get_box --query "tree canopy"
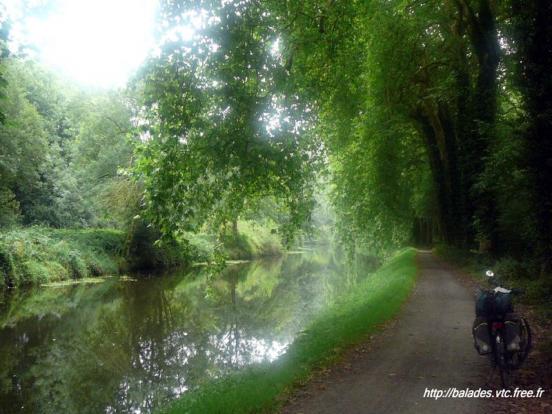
[1,0,551,272]
[133,0,322,244]
[0,59,135,228]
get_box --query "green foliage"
[0,227,125,287]
[0,219,287,288]
[260,0,552,270]
[434,245,552,315]
[125,220,189,270]
[0,59,136,229]
[69,91,136,227]
[163,248,417,413]
[0,188,19,227]
[0,12,9,124]
[0,63,49,224]
[258,0,442,254]
[2,0,551,280]
[219,220,283,260]
[133,0,322,245]
[476,115,535,256]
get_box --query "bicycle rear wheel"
[495,335,511,388]
[519,318,532,362]
[498,362,511,388]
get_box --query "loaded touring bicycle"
[472,270,531,387]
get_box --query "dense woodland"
[1,0,552,284]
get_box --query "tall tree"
[134,0,321,243]
[508,0,552,273]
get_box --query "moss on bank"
[162,248,417,414]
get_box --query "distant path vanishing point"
[283,251,489,414]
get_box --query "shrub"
[125,221,188,270]
[494,257,531,280]
[0,227,125,287]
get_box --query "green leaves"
[0,58,137,229]
[134,0,321,243]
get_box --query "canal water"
[0,250,351,413]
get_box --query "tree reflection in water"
[0,250,344,413]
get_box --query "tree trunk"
[512,0,552,275]
[450,0,474,247]
[414,107,461,245]
[232,218,239,237]
[455,0,501,252]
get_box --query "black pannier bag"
[475,290,493,317]
[494,292,513,315]
[475,290,513,317]
[473,317,492,355]
[504,313,526,353]
[504,314,532,369]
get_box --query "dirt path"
[283,251,489,414]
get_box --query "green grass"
[0,227,125,287]
[222,221,282,260]
[0,221,285,288]
[162,248,417,414]
[186,220,283,262]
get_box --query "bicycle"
[472,270,532,388]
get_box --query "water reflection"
[0,250,345,413]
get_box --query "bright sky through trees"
[5,0,159,87]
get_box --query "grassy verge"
[0,220,285,288]
[187,220,283,262]
[162,248,417,414]
[0,227,126,287]
[0,226,193,287]
[221,221,282,259]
